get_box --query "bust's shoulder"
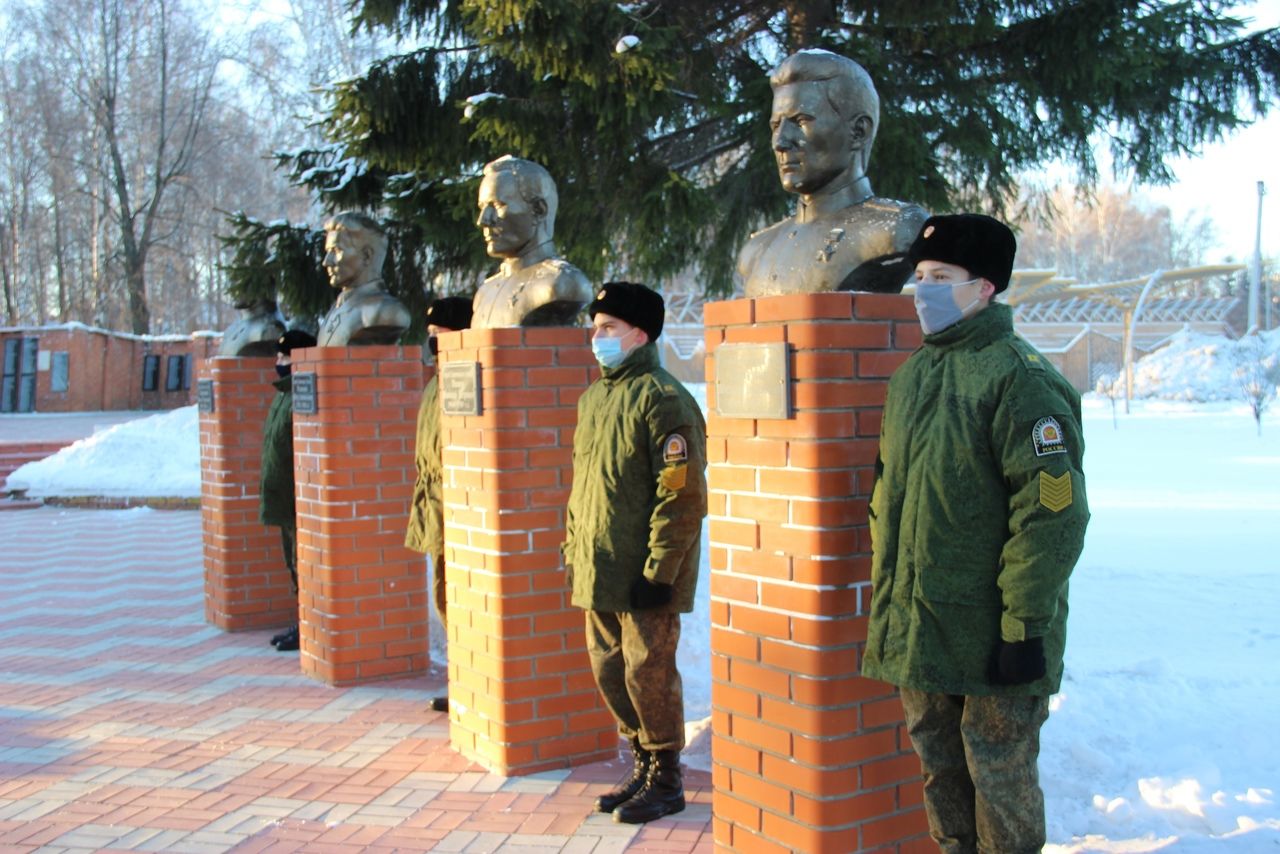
[745,217,794,246]
[860,198,929,245]
[737,217,794,271]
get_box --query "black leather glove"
[988,637,1046,686]
[629,577,673,609]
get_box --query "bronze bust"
[737,51,927,297]
[316,212,412,346]
[471,156,593,328]
[219,298,285,357]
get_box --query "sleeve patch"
[662,433,688,464]
[1039,471,1073,512]
[1032,416,1067,457]
[660,464,687,491]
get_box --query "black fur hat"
[425,296,473,331]
[588,282,665,341]
[275,329,317,355]
[906,214,1017,293]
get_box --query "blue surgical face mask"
[914,278,984,334]
[591,328,637,369]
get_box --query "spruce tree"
[267,0,1280,299]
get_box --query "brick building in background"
[0,323,220,413]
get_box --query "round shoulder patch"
[663,433,688,464]
[1032,416,1067,457]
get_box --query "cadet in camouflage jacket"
[404,296,471,714]
[563,340,707,614]
[259,329,315,653]
[258,373,297,533]
[404,374,444,561]
[564,282,706,825]
[862,214,1089,853]
[862,298,1089,694]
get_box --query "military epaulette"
[1007,339,1047,374]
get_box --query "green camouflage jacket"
[862,302,1090,696]
[258,375,296,529]
[404,374,443,557]
[563,343,707,613]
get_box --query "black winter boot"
[595,739,652,813]
[613,749,685,824]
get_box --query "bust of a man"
[737,50,928,297]
[316,211,412,346]
[219,298,285,357]
[470,156,593,328]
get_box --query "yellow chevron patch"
[660,464,687,492]
[1039,471,1073,512]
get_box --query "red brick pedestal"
[290,346,425,686]
[437,327,615,775]
[705,293,930,853]
[199,357,296,631]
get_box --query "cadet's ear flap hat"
[906,213,1017,294]
[425,296,473,331]
[588,282,665,341]
[276,329,317,355]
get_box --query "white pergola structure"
[1006,264,1245,408]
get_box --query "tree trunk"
[126,258,150,334]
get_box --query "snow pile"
[6,406,200,498]
[1101,327,1280,402]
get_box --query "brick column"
[199,357,296,631]
[291,345,426,686]
[705,293,930,853]
[438,327,616,776]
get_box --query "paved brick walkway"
[0,507,713,853]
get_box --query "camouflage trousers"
[585,610,685,752]
[899,687,1050,854]
[278,523,297,595]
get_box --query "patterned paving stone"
[0,508,714,852]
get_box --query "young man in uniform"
[260,329,317,652]
[405,296,473,713]
[862,214,1090,853]
[563,282,707,824]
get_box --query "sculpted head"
[476,156,558,260]
[322,211,387,291]
[769,51,879,195]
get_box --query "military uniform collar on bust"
[333,279,385,308]
[796,175,874,223]
[500,240,557,276]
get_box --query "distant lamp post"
[1249,180,1265,333]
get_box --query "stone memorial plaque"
[715,342,790,420]
[441,361,482,416]
[196,379,215,414]
[292,372,317,415]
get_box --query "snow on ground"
[6,405,200,497]
[5,333,1280,851]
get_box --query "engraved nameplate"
[440,361,481,416]
[292,372,317,415]
[196,379,215,413]
[715,343,790,420]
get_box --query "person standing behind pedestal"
[404,295,473,713]
[563,282,707,825]
[316,211,412,346]
[736,50,928,296]
[862,214,1090,853]
[471,156,593,329]
[260,329,318,652]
